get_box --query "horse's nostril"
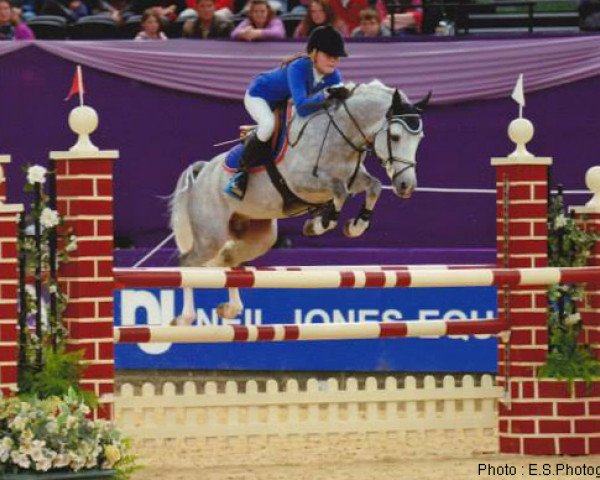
[400,182,407,191]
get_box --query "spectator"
[579,0,600,30]
[128,0,185,23]
[180,0,232,20]
[326,0,381,33]
[294,0,347,38]
[380,0,422,34]
[231,0,284,40]
[88,0,130,24]
[183,0,232,37]
[40,0,90,21]
[351,7,389,36]
[0,0,34,39]
[135,10,168,37]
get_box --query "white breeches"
[244,92,275,142]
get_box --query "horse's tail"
[170,161,206,255]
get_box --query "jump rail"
[115,318,508,344]
[113,266,600,289]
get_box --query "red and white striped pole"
[113,266,600,290]
[115,318,508,344]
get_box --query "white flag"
[511,74,525,107]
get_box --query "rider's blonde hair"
[280,52,310,67]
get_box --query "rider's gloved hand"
[326,85,351,100]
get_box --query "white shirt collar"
[313,67,324,86]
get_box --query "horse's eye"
[390,134,400,142]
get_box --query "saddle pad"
[223,103,291,174]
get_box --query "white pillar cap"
[508,117,534,158]
[68,105,99,153]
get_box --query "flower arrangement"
[0,390,135,478]
[539,187,600,385]
[1,165,138,478]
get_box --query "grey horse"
[170,80,429,322]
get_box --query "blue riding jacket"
[247,56,342,117]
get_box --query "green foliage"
[540,189,600,386]
[19,347,97,407]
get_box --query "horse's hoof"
[170,315,196,326]
[302,219,317,236]
[217,303,242,319]
[343,218,368,238]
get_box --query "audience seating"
[69,15,120,39]
[26,14,68,39]
[280,12,303,37]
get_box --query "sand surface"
[130,431,600,480]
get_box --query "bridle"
[380,113,422,182]
[321,99,423,185]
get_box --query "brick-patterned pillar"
[572,166,600,362]
[0,155,23,395]
[0,155,8,203]
[492,118,555,455]
[51,106,119,419]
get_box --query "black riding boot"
[225,135,271,200]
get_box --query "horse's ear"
[392,89,403,115]
[414,91,432,112]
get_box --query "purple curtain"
[1,36,594,103]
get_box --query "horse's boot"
[225,136,271,200]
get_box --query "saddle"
[223,103,324,216]
[223,106,286,174]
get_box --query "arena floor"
[130,431,600,480]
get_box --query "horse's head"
[373,90,430,199]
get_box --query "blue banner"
[114,287,498,372]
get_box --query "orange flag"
[65,65,85,103]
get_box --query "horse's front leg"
[217,287,244,320]
[303,178,349,236]
[172,287,196,326]
[344,169,382,238]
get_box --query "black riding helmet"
[306,25,348,58]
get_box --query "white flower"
[70,453,86,472]
[27,165,47,185]
[565,313,581,326]
[11,415,28,431]
[53,453,71,468]
[10,450,31,469]
[554,214,568,229]
[85,454,98,469]
[65,415,78,429]
[0,436,14,462]
[45,419,58,434]
[35,457,53,472]
[39,208,59,229]
[48,284,58,294]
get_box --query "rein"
[273,91,422,215]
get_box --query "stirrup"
[224,171,247,200]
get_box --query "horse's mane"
[350,80,409,103]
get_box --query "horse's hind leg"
[214,218,278,319]
[303,178,349,236]
[344,169,382,238]
[172,240,222,326]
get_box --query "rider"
[224,25,351,200]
